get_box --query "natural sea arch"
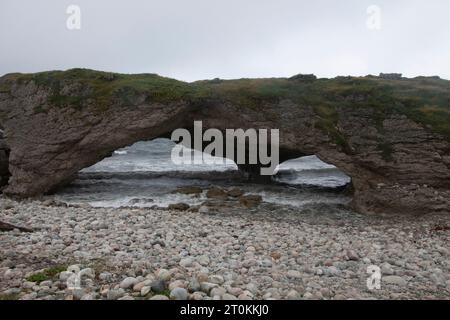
[79,138,350,189]
[1,69,449,215]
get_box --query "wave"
[275,167,342,176]
[76,169,243,182]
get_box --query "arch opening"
[53,138,352,211]
[274,156,351,189]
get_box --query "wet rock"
[227,188,244,197]
[239,194,262,208]
[168,203,190,211]
[174,186,203,195]
[206,187,228,199]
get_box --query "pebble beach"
[1,196,449,300]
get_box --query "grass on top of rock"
[198,75,450,141]
[1,69,450,140]
[25,265,67,284]
[0,68,193,112]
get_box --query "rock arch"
[0,69,449,215]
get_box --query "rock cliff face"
[0,69,449,215]
[0,130,10,190]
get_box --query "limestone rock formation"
[0,69,449,215]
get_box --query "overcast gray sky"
[1,0,449,81]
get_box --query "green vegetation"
[157,288,171,297]
[25,265,67,284]
[1,68,193,112]
[1,69,449,141]
[194,75,450,142]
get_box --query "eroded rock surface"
[0,130,10,190]
[0,69,449,215]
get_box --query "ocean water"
[55,139,351,209]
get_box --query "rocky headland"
[0,70,449,300]
[0,69,450,215]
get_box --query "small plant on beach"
[159,289,171,297]
[26,273,48,283]
[26,265,67,284]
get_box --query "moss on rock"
[2,69,450,140]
